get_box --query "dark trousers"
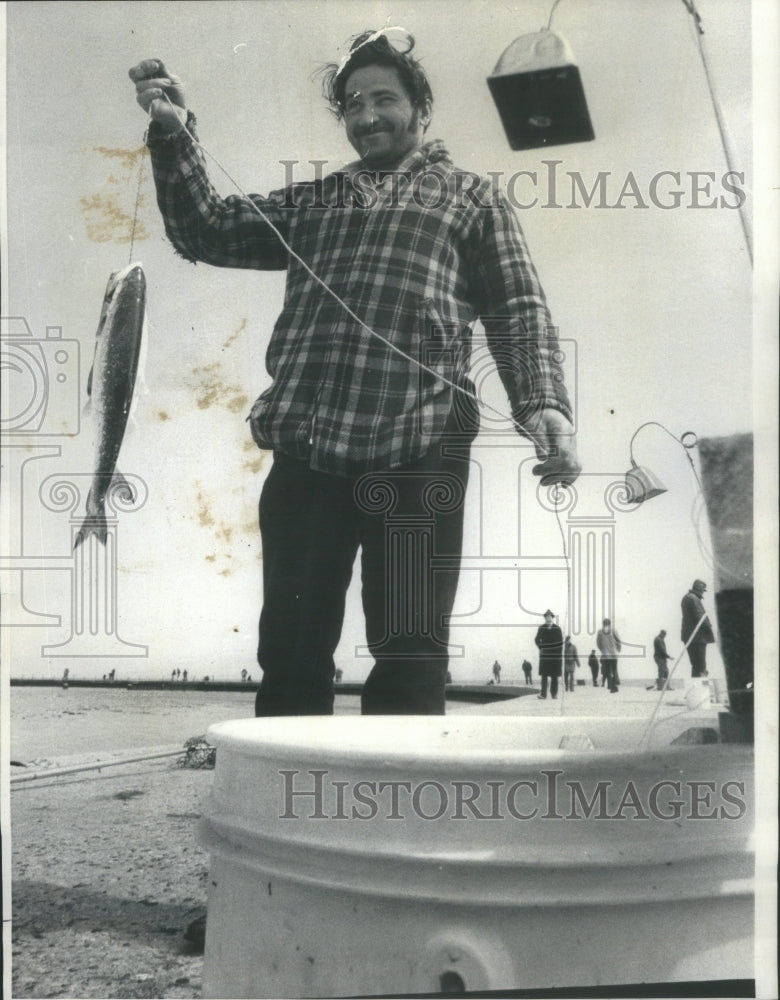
[564,670,575,691]
[602,657,619,692]
[655,658,670,689]
[255,441,470,717]
[540,674,559,698]
[687,643,708,678]
[589,664,599,686]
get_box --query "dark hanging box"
[488,30,595,151]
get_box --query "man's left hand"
[529,409,581,486]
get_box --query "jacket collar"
[342,139,451,182]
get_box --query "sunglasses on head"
[334,26,413,80]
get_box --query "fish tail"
[73,514,109,549]
[73,484,108,549]
[72,473,135,549]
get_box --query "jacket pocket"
[248,387,275,449]
[417,298,478,435]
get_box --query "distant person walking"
[588,649,600,687]
[492,660,502,684]
[653,629,673,690]
[563,636,579,692]
[535,610,563,700]
[522,659,533,685]
[681,579,715,677]
[596,618,622,693]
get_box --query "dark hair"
[320,30,433,121]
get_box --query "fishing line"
[128,143,147,265]
[552,490,572,715]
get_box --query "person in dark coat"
[522,658,533,685]
[588,649,600,687]
[535,610,564,699]
[653,629,673,689]
[681,579,715,677]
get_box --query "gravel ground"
[8,687,364,1000]
[11,756,212,999]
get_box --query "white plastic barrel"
[199,715,754,998]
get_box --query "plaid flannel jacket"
[148,119,573,476]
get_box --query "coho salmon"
[75,262,146,547]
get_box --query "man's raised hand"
[129,59,187,133]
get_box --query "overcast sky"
[2,0,775,684]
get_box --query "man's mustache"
[353,122,392,137]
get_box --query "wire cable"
[679,0,753,265]
[547,0,564,30]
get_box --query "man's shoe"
[537,695,546,699]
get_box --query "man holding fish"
[129,29,580,717]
